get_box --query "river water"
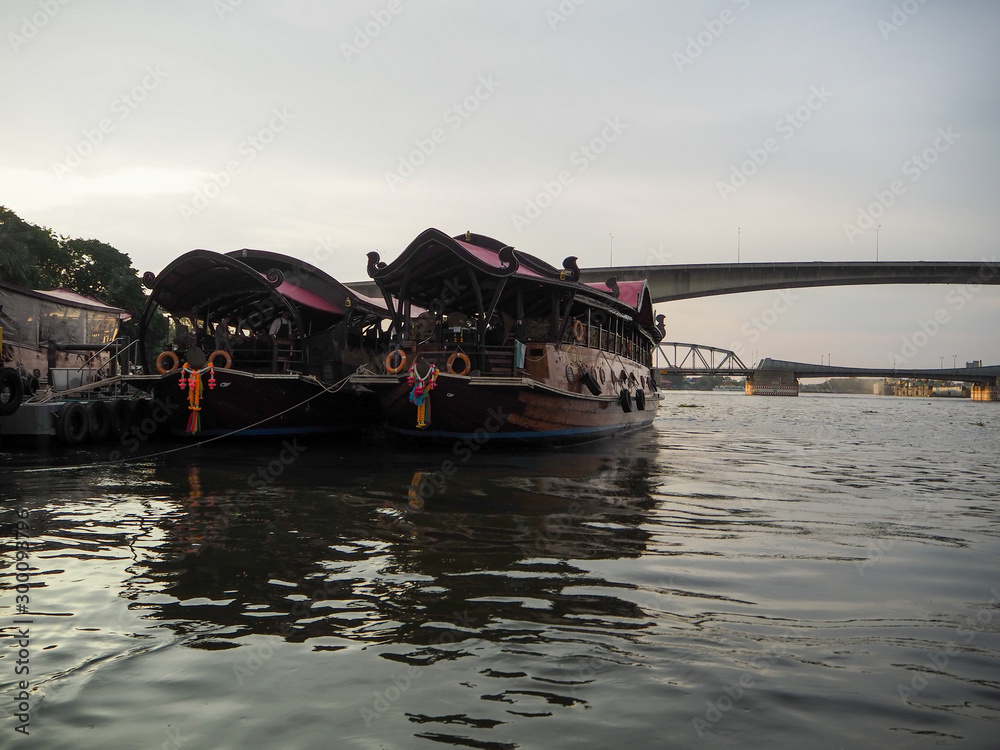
[2,392,999,749]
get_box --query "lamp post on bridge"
[940,356,945,369]
[953,354,958,369]
[876,224,881,261]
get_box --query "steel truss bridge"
[655,342,750,376]
[655,343,999,385]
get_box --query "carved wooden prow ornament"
[605,276,620,298]
[560,256,580,282]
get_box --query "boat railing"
[407,343,518,375]
[203,337,305,373]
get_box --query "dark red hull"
[128,368,379,438]
[356,372,661,445]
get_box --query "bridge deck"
[579,260,999,303]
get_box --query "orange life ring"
[208,349,232,369]
[447,352,471,376]
[385,349,407,374]
[156,350,179,374]
[572,319,585,343]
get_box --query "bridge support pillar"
[971,380,999,402]
[745,370,799,397]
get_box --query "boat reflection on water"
[135,434,663,648]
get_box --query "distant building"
[879,378,969,398]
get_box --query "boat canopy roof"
[368,228,656,326]
[226,248,389,316]
[143,249,388,320]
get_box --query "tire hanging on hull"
[619,388,633,413]
[581,369,602,396]
[56,402,89,444]
[88,400,112,441]
[0,368,23,416]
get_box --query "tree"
[0,206,165,361]
[0,206,68,287]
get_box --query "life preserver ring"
[447,352,471,376]
[156,350,180,374]
[208,349,232,369]
[56,401,89,444]
[0,368,23,417]
[572,319,585,343]
[385,349,407,374]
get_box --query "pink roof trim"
[275,281,342,314]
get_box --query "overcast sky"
[3,0,998,369]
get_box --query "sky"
[2,0,998,370]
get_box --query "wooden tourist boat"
[353,229,665,444]
[127,248,391,438]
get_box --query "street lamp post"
[876,225,881,261]
[953,354,958,369]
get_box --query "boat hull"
[127,368,379,438]
[356,372,661,445]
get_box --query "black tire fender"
[0,368,23,416]
[619,388,632,413]
[110,399,132,436]
[581,369,602,396]
[56,401,89,444]
[88,400,112,441]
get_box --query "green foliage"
[0,206,143,314]
[0,205,166,360]
[0,206,69,287]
